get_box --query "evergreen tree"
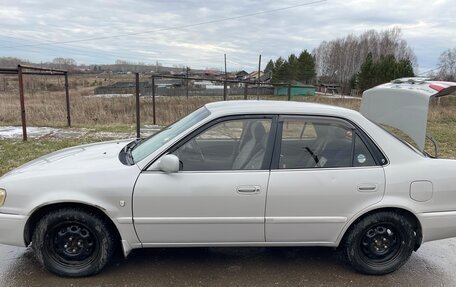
[357,53,415,90]
[270,51,316,84]
[272,57,286,83]
[264,59,274,73]
[287,54,299,81]
[357,53,374,90]
[297,50,316,84]
[396,58,414,78]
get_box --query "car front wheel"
[344,211,415,275]
[32,208,116,277]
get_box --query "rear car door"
[265,116,386,243]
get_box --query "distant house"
[274,83,316,96]
[318,83,340,95]
[247,71,264,81]
[259,71,272,83]
[235,70,249,80]
[193,80,226,89]
[204,69,222,77]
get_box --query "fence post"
[135,73,140,139]
[18,65,27,141]
[223,81,227,101]
[152,76,156,125]
[186,67,189,99]
[64,72,71,127]
[244,83,248,100]
[287,84,291,101]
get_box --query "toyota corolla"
[0,78,455,277]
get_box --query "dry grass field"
[0,74,455,176]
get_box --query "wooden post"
[287,84,291,101]
[18,66,27,141]
[135,73,140,139]
[152,76,156,125]
[64,72,71,127]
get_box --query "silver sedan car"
[0,78,455,277]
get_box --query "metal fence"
[0,65,71,141]
[114,74,313,138]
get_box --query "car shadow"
[0,244,451,287]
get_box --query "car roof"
[204,100,359,118]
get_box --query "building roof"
[235,70,249,76]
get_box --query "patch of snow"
[0,126,60,139]
[0,126,161,140]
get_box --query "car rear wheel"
[32,208,115,277]
[344,211,415,275]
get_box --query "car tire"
[344,211,415,275]
[32,208,116,277]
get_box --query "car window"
[132,107,210,163]
[173,118,272,171]
[353,134,376,167]
[282,120,317,139]
[279,117,376,169]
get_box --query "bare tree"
[51,58,77,71]
[437,48,456,81]
[313,28,416,92]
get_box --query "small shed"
[274,84,315,96]
[318,83,340,95]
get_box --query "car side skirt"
[140,242,338,248]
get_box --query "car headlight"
[0,189,6,207]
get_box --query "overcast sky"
[0,0,454,73]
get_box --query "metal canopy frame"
[0,65,71,141]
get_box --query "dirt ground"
[1,238,455,287]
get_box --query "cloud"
[0,0,454,71]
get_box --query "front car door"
[265,115,386,244]
[133,115,276,245]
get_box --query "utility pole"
[224,54,227,77]
[257,54,261,100]
[224,54,227,101]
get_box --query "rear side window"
[353,134,376,167]
[278,117,379,169]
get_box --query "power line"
[417,66,442,76]
[0,0,326,49]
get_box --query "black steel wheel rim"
[359,223,403,264]
[44,221,100,269]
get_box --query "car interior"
[173,117,376,171]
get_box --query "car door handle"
[237,186,261,194]
[357,184,378,192]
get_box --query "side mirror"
[158,154,180,173]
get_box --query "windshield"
[131,106,210,163]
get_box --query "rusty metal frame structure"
[149,75,291,126]
[0,65,70,141]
